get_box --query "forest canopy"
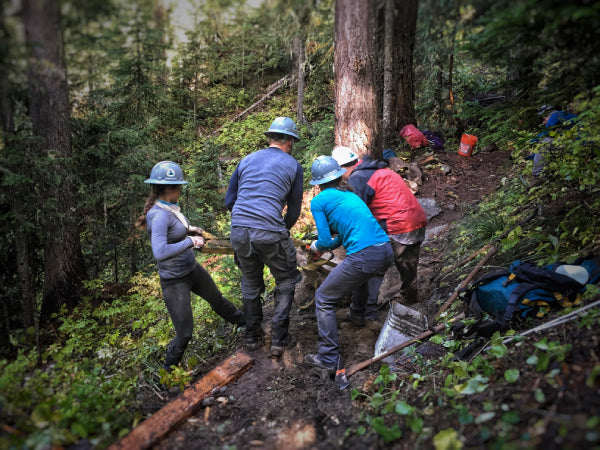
[0,0,599,447]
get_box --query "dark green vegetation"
[1,0,599,448]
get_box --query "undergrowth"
[1,87,598,449]
[346,87,600,448]
[0,262,245,449]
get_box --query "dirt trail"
[150,149,513,450]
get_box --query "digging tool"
[346,313,465,378]
[434,245,497,321]
[335,355,350,390]
[348,243,496,377]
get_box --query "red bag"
[400,124,430,149]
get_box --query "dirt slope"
[150,149,516,449]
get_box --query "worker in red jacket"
[332,146,427,321]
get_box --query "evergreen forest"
[1,0,599,448]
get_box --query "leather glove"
[190,236,205,249]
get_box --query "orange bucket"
[458,134,478,156]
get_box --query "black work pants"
[160,263,244,369]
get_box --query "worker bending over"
[332,146,427,321]
[305,155,393,373]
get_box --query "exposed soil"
[141,148,599,449]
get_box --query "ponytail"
[135,185,163,230]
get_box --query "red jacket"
[348,157,427,235]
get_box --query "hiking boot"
[342,310,365,327]
[304,353,336,375]
[245,330,264,351]
[270,334,296,357]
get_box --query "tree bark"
[293,34,306,124]
[334,0,381,159]
[24,0,86,318]
[391,0,418,129]
[382,0,394,149]
[335,0,418,158]
[1,2,37,330]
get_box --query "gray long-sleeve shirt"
[146,203,195,280]
[225,147,304,231]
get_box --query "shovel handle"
[346,313,465,378]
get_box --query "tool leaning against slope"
[304,155,394,375]
[225,117,304,358]
[332,146,428,319]
[136,161,245,372]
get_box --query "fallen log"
[108,351,253,450]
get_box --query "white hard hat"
[556,265,589,285]
[331,146,358,166]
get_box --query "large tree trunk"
[0,2,37,330]
[24,0,86,318]
[382,0,394,150]
[335,0,418,158]
[293,34,306,124]
[334,0,381,159]
[391,0,418,129]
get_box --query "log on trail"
[108,351,253,450]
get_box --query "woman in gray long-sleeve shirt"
[137,161,244,371]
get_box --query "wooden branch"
[108,351,253,450]
[210,75,296,136]
[441,206,538,277]
[434,245,497,321]
[346,313,465,377]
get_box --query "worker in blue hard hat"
[137,161,245,372]
[225,117,304,357]
[304,155,393,374]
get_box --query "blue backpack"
[462,257,600,337]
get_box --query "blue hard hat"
[309,155,346,186]
[144,161,188,184]
[538,104,555,115]
[264,116,300,141]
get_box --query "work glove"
[308,241,323,260]
[190,236,205,249]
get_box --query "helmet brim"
[264,130,300,141]
[309,167,346,185]
[144,179,188,185]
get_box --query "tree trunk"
[1,2,37,330]
[391,0,418,129]
[293,34,306,124]
[382,0,394,150]
[334,0,381,159]
[24,0,86,318]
